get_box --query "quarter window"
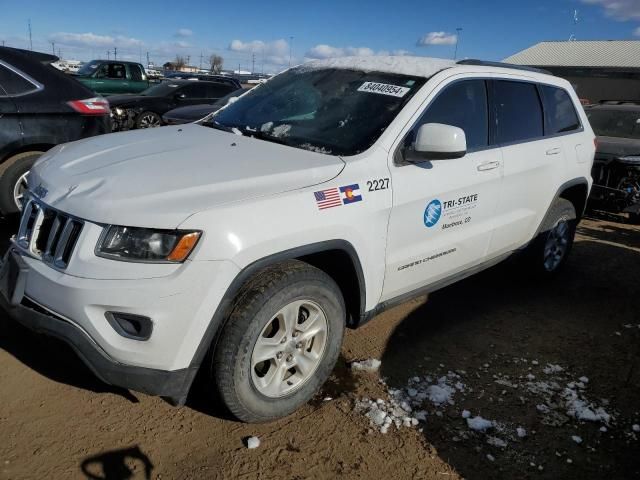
[540,85,581,135]
[0,63,39,96]
[493,81,543,144]
[415,79,489,151]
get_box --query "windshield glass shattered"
[209,67,426,155]
[587,109,640,140]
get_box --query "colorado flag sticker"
[340,184,362,205]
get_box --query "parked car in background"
[110,80,239,130]
[74,60,150,95]
[163,72,241,89]
[162,88,245,125]
[0,47,110,215]
[585,102,640,222]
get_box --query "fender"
[186,239,367,374]
[533,176,590,239]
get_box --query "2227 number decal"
[367,178,390,192]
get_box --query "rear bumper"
[0,249,197,404]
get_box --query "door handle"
[477,160,500,171]
[546,147,561,156]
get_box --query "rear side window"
[493,81,543,144]
[416,79,488,150]
[129,65,143,82]
[540,85,581,135]
[0,63,39,96]
[205,84,236,98]
[179,83,208,98]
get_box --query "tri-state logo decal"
[424,199,442,228]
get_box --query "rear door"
[487,80,567,255]
[0,62,40,156]
[93,62,128,95]
[176,83,210,106]
[203,83,236,103]
[382,78,503,301]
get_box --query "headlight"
[96,226,201,262]
[113,107,125,116]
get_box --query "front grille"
[16,198,84,269]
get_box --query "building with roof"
[504,41,640,103]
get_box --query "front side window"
[413,79,488,151]
[180,83,208,98]
[540,85,581,135]
[0,63,39,96]
[494,80,543,144]
[211,67,426,156]
[129,65,143,82]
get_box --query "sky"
[1,0,640,73]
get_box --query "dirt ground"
[0,214,639,480]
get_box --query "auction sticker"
[357,82,410,97]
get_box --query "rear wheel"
[0,151,43,215]
[135,111,162,129]
[523,198,577,276]
[211,260,345,423]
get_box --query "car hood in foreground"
[28,125,345,228]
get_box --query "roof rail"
[456,59,553,76]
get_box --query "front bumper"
[0,249,197,404]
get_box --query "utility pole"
[107,50,110,60]
[114,47,117,60]
[199,52,203,70]
[1,40,5,47]
[51,41,55,55]
[28,19,33,50]
[252,53,255,74]
[289,36,294,67]
[186,55,190,67]
[146,51,150,67]
[453,27,463,60]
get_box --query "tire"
[135,111,162,129]
[0,151,43,215]
[211,259,346,423]
[523,198,577,276]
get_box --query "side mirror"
[413,123,467,160]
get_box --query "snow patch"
[351,359,381,372]
[246,436,260,449]
[467,416,494,432]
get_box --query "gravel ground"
[0,215,638,480]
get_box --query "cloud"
[417,32,458,46]
[173,40,191,48]
[49,32,143,49]
[175,28,193,38]
[581,0,640,21]
[229,39,291,66]
[305,44,411,59]
[635,26,640,36]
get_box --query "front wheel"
[135,111,162,129]
[211,260,345,423]
[523,198,577,276]
[0,151,44,215]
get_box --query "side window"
[108,64,126,79]
[0,63,39,96]
[414,79,488,151]
[179,83,207,98]
[129,65,143,82]
[205,84,235,98]
[540,85,581,135]
[493,80,543,144]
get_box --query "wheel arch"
[187,240,366,375]
[558,178,589,220]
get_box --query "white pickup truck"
[0,56,594,422]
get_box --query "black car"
[0,47,111,215]
[109,80,239,131]
[585,102,640,222]
[162,88,246,125]
[162,72,241,89]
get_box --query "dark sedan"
[109,80,238,131]
[162,88,246,125]
[0,47,111,214]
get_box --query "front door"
[382,79,503,301]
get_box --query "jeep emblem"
[34,184,48,199]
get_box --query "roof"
[504,41,640,68]
[0,46,58,65]
[303,56,455,78]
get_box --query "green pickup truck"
[74,60,150,96]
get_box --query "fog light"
[105,312,153,341]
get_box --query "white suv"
[0,57,594,422]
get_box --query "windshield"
[139,83,182,97]
[77,60,101,76]
[211,67,426,156]
[587,109,640,140]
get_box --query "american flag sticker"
[314,187,342,210]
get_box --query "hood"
[596,136,640,158]
[107,94,149,107]
[29,124,345,228]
